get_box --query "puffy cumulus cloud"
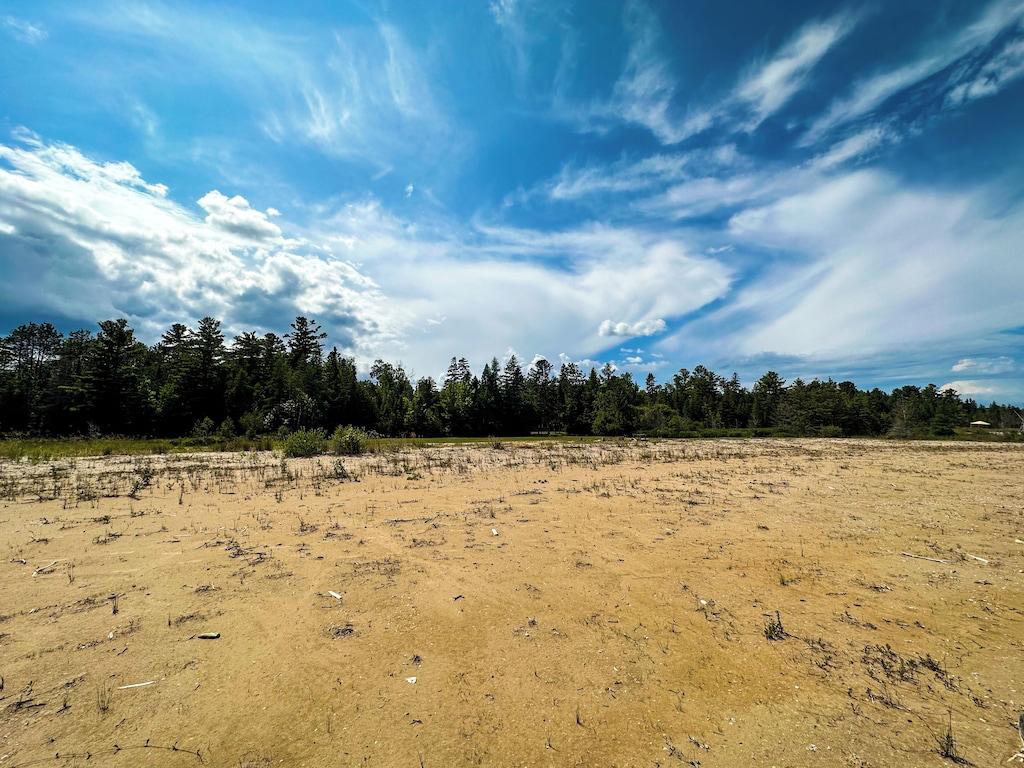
[0,133,736,379]
[300,209,732,375]
[598,318,666,337]
[952,356,1015,374]
[197,190,282,242]
[939,379,1001,396]
[0,134,396,348]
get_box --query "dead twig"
[900,552,949,564]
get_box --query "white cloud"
[197,190,282,242]
[0,134,394,349]
[340,220,731,371]
[946,37,1024,105]
[736,14,858,129]
[545,145,740,201]
[562,1,691,144]
[939,379,999,396]
[577,7,854,144]
[718,169,1024,357]
[0,133,736,378]
[72,4,455,172]
[952,356,1015,374]
[489,0,534,92]
[810,126,896,170]
[3,16,48,43]
[805,0,1024,142]
[605,3,683,144]
[594,10,856,146]
[598,318,667,338]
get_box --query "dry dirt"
[0,439,1022,767]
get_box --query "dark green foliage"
[1,316,1018,441]
[191,417,216,438]
[330,425,368,455]
[281,428,327,457]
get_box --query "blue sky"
[2,1,1024,401]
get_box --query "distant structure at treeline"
[0,317,1017,439]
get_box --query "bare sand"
[1,439,1022,767]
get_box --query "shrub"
[239,411,262,439]
[327,458,350,480]
[282,428,327,457]
[191,416,216,438]
[817,425,844,438]
[330,425,368,456]
[217,418,236,439]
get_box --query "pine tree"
[501,355,526,434]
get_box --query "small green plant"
[328,458,350,480]
[217,417,237,439]
[191,416,216,439]
[239,411,262,439]
[281,428,327,458]
[128,460,154,497]
[330,426,368,456]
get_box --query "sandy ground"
[0,439,1022,768]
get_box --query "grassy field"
[0,433,611,461]
[0,425,1017,460]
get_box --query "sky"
[2,1,1024,401]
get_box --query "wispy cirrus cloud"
[952,356,1015,374]
[594,7,856,146]
[733,12,860,130]
[565,6,855,144]
[567,0,689,144]
[3,15,47,43]
[543,145,740,202]
[68,2,456,176]
[945,36,1024,106]
[804,0,1024,142]
[713,169,1024,358]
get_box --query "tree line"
[0,317,1018,439]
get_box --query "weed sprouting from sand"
[327,458,350,480]
[96,683,112,714]
[936,712,969,764]
[763,610,786,640]
[237,754,274,768]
